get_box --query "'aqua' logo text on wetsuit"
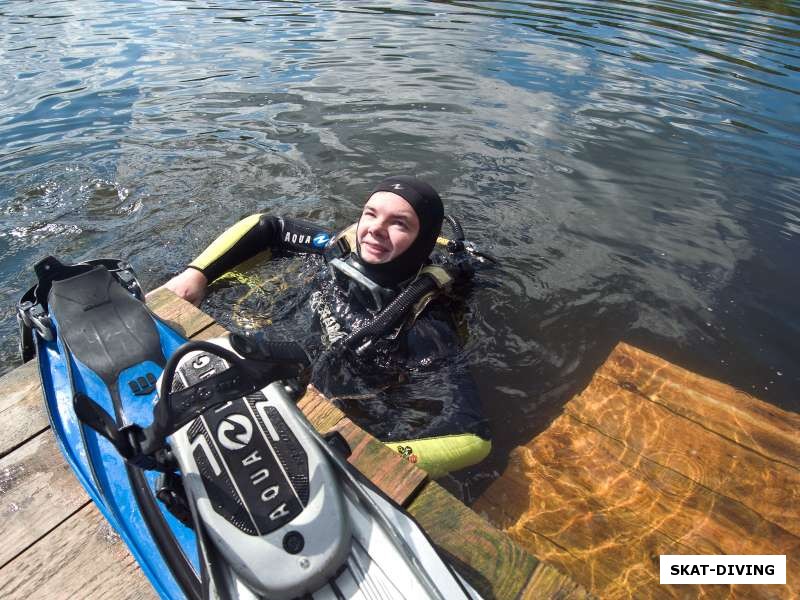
[284,232,312,245]
[283,232,330,247]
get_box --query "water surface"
[1,0,798,497]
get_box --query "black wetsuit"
[189,214,491,474]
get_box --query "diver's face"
[357,192,420,264]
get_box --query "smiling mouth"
[363,240,388,253]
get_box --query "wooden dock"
[474,342,799,599]
[3,289,795,599]
[0,290,581,599]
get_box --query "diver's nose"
[368,218,389,239]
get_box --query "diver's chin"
[360,243,392,264]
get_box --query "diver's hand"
[158,268,208,306]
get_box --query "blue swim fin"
[19,256,201,599]
[19,256,484,600]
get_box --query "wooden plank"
[331,418,428,507]
[565,375,800,538]
[598,342,800,469]
[0,430,89,569]
[476,411,800,599]
[476,343,800,598]
[295,388,426,506]
[0,290,215,459]
[408,480,541,600]
[520,562,593,600]
[476,426,694,599]
[144,287,216,337]
[0,502,155,600]
[0,361,47,458]
[298,386,347,433]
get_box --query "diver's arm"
[159,268,208,306]
[161,214,331,305]
[159,214,278,304]
[188,214,281,282]
[273,218,333,255]
[189,215,332,281]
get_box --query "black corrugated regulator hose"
[445,215,465,241]
[235,271,445,385]
[340,273,440,354]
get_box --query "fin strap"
[73,340,301,469]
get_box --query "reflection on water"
[1,0,798,495]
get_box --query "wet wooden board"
[297,387,427,506]
[0,430,88,569]
[328,417,428,506]
[0,290,561,599]
[0,502,156,600]
[598,344,800,467]
[297,385,348,433]
[0,361,48,459]
[567,376,800,537]
[475,342,800,599]
[408,479,542,600]
[520,562,594,599]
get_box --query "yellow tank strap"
[405,265,454,326]
[329,223,358,254]
[189,213,263,277]
[387,433,491,479]
[420,264,453,288]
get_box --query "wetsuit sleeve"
[188,215,333,282]
[274,218,333,254]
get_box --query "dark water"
[1,0,799,498]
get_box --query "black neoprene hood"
[355,175,444,287]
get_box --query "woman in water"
[163,176,490,477]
